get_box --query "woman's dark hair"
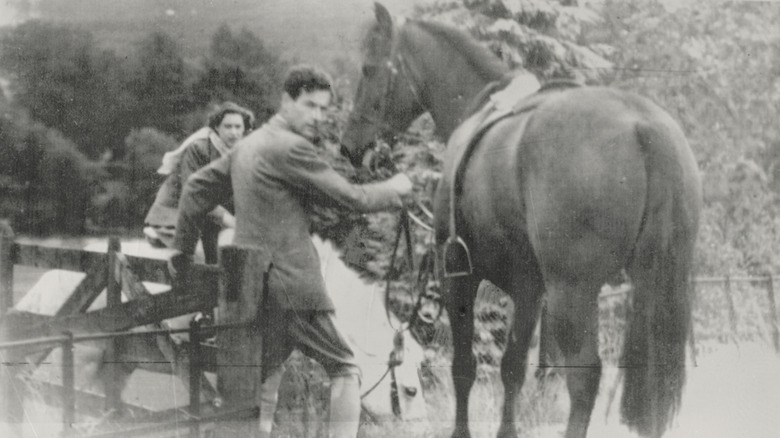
[207,101,256,131]
[283,65,333,99]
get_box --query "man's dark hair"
[283,65,333,100]
[207,101,256,132]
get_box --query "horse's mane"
[410,20,509,82]
[362,16,509,84]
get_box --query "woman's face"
[216,113,246,148]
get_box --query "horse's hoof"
[496,424,519,438]
[450,427,471,438]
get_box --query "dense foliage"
[599,0,780,275]
[1,0,779,281]
[0,21,133,160]
[415,0,613,82]
[0,101,98,233]
[0,21,285,232]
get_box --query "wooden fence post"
[104,237,123,415]
[688,278,698,367]
[0,221,14,320]
[216,246,271,437]
[723,274,739,344]
[62,331,75,435]
[189,317,202,438]
[766,274,780,354]
[0,222,22,430]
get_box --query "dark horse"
[342,4,702,438]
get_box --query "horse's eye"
[362,65,377,77]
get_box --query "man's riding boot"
[328,373,361,438]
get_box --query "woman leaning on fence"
[143,102,255,264]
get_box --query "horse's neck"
[410,33,505,139]
[422,66,493,139]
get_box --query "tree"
[601,0,780,274]
[191,24,287,125]
[128,31,189,137]
[0,102,98,234]
[415,0,613,82]
[0,21,133,159]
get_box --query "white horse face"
[313,234,429,422]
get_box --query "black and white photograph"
[0,1,778,437]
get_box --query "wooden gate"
[0,223,269,437]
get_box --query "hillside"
[10,0,432,68]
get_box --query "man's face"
[215,113,246,148]
[280,89,332,141]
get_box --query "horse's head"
[341,3,427,166]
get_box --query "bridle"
[349,20,426,145]
[382,51,425,120]
[355,21,443,412]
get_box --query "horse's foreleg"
[446,275,481,438]
[497,275,544,438]
[546,281,601,438]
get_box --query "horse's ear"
[374,2,393,38]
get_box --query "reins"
[360,190,436,405]
[357,20,437,405]
[360,205,433,403]
[358,208,413,402]
[383,207,416,334]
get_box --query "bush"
[0,104,97,234]
[88,128,175,230]
[0,20,133,160]
[190,24,287,127]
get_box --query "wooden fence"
[1,220,779,436]
[0,223,270,437]
[690,274,780,354]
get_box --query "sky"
[0,0,437,67]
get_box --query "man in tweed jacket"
[171,65,412,438]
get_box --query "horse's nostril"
[404,387,418,397]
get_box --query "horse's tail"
[621,120,700,437]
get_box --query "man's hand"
[387,173,414,204]
[168,250,193,280]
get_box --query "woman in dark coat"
[143,102,255,263]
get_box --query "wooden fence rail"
[600,275,780,355]
[690,274,780,353]
[0,320,254,437]
[0,224,270,437]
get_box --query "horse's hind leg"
[496,272,545,438]
[445,275,481,438]
[546,280,602,438]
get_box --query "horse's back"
[456,86,693,284]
